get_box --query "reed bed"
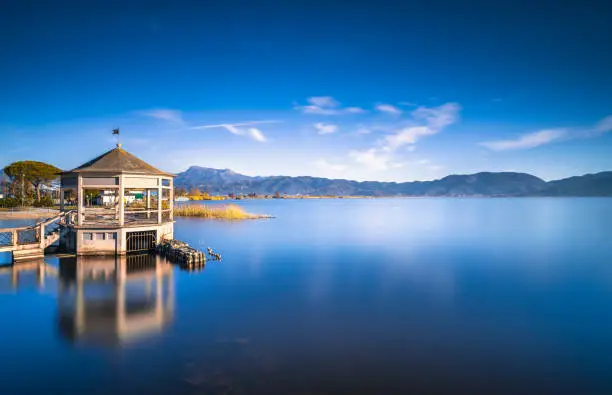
[174,204,271,220]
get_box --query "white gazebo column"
[146,189,151,219]
[118,175,125,226]
[77,176,83,225]
[157,178,162,224]
[169,178,174,221]
[59,188,65,212]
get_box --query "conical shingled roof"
[68,146,173,176]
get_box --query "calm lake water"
[1,198,612,395]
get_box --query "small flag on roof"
[112,128,120,135]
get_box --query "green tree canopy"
[3,160,61,201]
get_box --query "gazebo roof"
[65,145,173,176]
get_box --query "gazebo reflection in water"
[57,253,175,346]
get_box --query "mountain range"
[174,166,612,197]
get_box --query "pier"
[0,211,75,263]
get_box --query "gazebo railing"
[124,210,160,225]
[82,207,120,226]
[78,208,173,226]
[161,209,172,222]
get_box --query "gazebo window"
[124,188,160,225]
[83,189,119,208]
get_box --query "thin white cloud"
[349,102,461,171]
[346,107,367,114]
[480,129,566,151]
[220,124,242,135]
[349,148,392,171]
[295,96,365,115]
[300,106,339,115]
[383,102,461,151]
[593,115,612,134]
[140,108,184,123]
[314,123,338,135]
[248,128,266,142]
[297,96,340,114]
[356,125,371,135]
[191,120,277,142]
[481,115,612,151]
[191,120,280,130]
[411,102,460,129]
[385,126,435,150]
[313,159,347,172]
[375,104,402,115]
[308,96,339,108]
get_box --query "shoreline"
[0,209,59,220]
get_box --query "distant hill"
[541,172,612,196]
[174,166,612,197]
[176,166,255,188]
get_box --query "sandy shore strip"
[0,209,60,220]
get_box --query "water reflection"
[57,254,174,346]
[0,261,56,291]
[2,199,612,394]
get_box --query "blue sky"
[1,0,611,181]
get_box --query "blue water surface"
[1,198,612,395]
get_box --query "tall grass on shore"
[174,204,271,220]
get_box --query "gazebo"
[59,144,174,256]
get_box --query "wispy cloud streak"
[294,96,365,115]
[349,102,461,171]
[375,104,402,115]
[314,123,338,135]
[190,120,280,142]
[480,129,566,151]
[191,120,281,130]
[140,109,184,124]
[480,114,612,151]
